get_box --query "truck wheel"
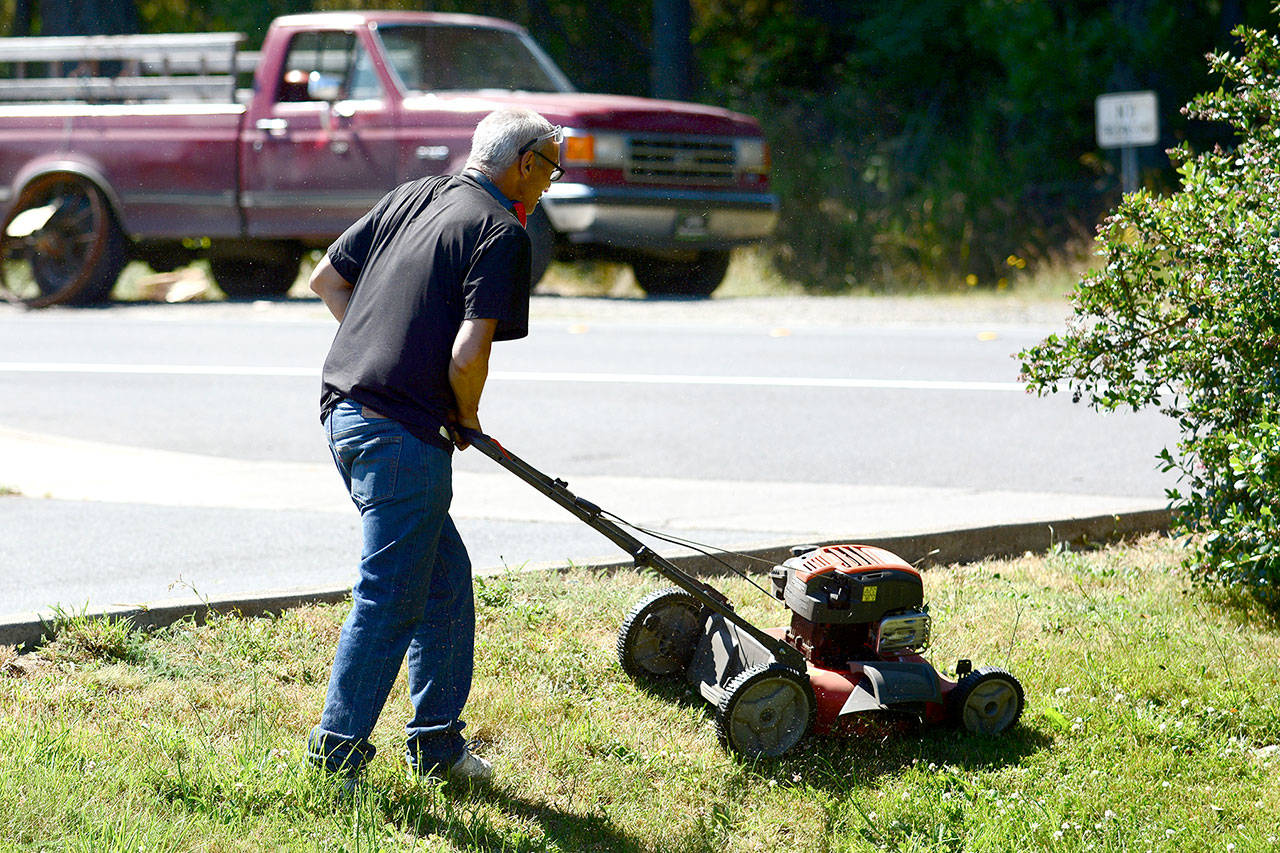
[948,667,1024,735]
[209,245,303,299]
[616,587,703,681]
[527,206,554,289]
[631,249,730,298]
[715,663,814,757]
[1,173,126,308]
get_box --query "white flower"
[1055,686,1071,696]
[1104,810,1116,820]
[1053,831,1063,840]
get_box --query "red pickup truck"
[0,11,777,307]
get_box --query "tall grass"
[2,536,1277,851]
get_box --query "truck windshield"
[376,24,574,94]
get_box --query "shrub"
[1020,23,1280,603]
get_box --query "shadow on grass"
[385,782,645,853]
[739,721,1052,793]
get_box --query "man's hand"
[448,409,482,450]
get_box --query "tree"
[11,0,138,36]
[651,0,691,99]
[1020,21,1280,603]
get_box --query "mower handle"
[454,427,807,672]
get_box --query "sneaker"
[446,748,493,783]
[406,747,493,783]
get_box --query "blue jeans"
[308,400,474,776]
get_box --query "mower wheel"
[949,667,1024,735]
[616,587,703,681]
[716,663,815,758]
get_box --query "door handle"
[255,118,289,138]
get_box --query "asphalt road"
[1,295,1179,617]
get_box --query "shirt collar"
[463,169,526,227]
[464,169,516,213]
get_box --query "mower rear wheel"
[949,667,1024,735]
[716,663,815,758]
[616,587,702,681]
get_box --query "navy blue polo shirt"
[320,173,531,448]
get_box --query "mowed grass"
[2,536,1279,852]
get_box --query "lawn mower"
[464,430,1024,758]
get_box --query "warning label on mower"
[863,587,877,602]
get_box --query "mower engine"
[770,544,931,665]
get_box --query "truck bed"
[0,103,244,238]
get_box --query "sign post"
[1095,90,1159,194]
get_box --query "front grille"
[626,136,736,185]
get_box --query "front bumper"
[540,183,778,252]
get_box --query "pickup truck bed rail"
[0,33,256,103]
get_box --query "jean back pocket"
[344,435,403,510]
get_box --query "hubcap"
[962,679,1020,734]
[727,676,808,755]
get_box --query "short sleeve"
[462,225,531,341]
[327,189,396,284]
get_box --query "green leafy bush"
[1021,23,1280,602]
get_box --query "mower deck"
[465,430,1025,757]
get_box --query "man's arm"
[310,254,355,321]
[449,318,499,448]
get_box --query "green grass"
[3,536,1278,851]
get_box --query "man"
[306,108,563,783]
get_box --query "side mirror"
[307,72,343,102]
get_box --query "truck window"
[278,31,383,101]
[376,24,573,94]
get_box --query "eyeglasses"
[525,148,563,181]
[519,126,564,181]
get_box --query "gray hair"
[465,108,556,176]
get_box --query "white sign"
[1096,91,1159,149]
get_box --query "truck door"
[242,29,397,239]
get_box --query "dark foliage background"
[3,0,1275,288]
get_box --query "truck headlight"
[734,137,769,174]
[563,130,627,168]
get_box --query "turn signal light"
[565,135,594,163]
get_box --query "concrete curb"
[0,507,1172,651]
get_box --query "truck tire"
[631,249,730,298]
[209,244,304,299]
[0,173,127,308]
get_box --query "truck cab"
[0,11,777,305]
